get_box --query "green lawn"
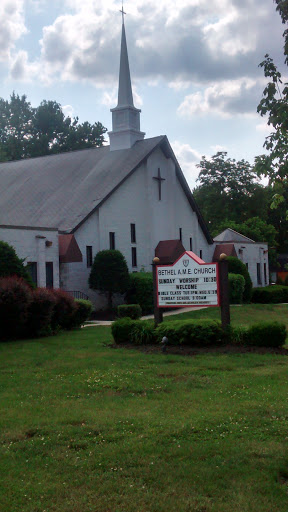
[166,303,288,329]
[1,311,288,512]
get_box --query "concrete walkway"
[83,306,207,327]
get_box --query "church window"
[257,263,261,285]
[199,250,203,259]
[189,238,193,251]
[86,246,93,267]
[264,263,267,285]
[179,228,182,242]
[109,232,115,250]
[131,223,136,243]
[27,262,37,286]
[132,247,137,267]
[46,262,54,289]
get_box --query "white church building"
[0,18,269,306]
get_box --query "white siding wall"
[0,226,60,288]
[234,242,269,287]
[61,146,213,307]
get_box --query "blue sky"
[0,0,286,188]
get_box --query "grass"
[1,307,288,511]
[165,303,288,329]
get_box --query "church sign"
[156,251,220,308]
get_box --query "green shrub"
[130,320,156,345]
[111,317,134,344]
[246,321,287,347]
[70,299,93,328]
[26,288,56,337]
[228,273,245,304]
[230,325,248,345]
[251,285,288,304]
[155,319,226,346]
[117,304,142,319]
[284,275,288,287]
[126,273,153,314]
[227,256,252,303]
[0,240,34,286]
[0,276,32,340]
[50,289,77,330]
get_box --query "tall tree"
[255,0,288,210]
[194,152,268,232]
[0,93,107,162]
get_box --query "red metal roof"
[59,234,83,263]
[213,243,237,261]
[155,240,186,264]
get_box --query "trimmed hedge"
[50,289,77,330]
[230,322,286,347]
[112,318,287,348]
[227,256,252,303]
[112,318,155,344]
[0,276,32,339]
[246,322,286,347]
[26,288,56,337]
[126,273,153,314]
[155,319,226,346]
[111,317,134,344]
[251,285,288,304]
[117,304,142,319]
[228,273,245,304]
[0,277,92,340]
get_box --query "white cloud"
[177,78,263,118]
[62,104,75,118]
[171,140,202,188]
[256,121,273,134]
[0,0,27,62]
[210,144,227,153]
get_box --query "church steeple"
[109,10,145,151]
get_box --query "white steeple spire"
[109,7,145,151]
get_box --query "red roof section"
[213,243,237,261]
[59,234,83,263]
[155,240,186,264]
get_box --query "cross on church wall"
[153,168,165,200]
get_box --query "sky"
[0,0,286,188]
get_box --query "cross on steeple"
[153,168,165,200]
[120,1,126,23]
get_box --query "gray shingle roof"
[0,135,213,243]
[214,228,255,243]
[0,136,165,232]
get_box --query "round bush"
[246,321,287,347]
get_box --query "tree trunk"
[108,290,113,311]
